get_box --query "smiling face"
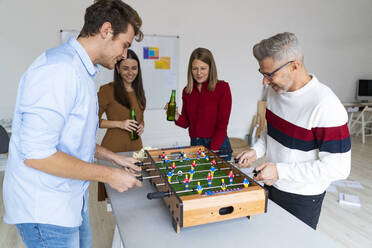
[191,59,210,84]
[100,24,135,70]
[259,57,294,93]
[118,58,138,85]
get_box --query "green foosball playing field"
[155,154,247,197]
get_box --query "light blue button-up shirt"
[3,38,99,227]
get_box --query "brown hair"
[186,48,218,94]
[78,0,143,42]
[114,49,146,110]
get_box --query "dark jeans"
[190,136,232,161]
[266,185,326,229]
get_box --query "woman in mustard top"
[97,49,146,201]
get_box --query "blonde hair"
[186,48,218,94]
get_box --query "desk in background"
[343,102,372,144]
[98,152,340,248]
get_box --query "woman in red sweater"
[169,47,232,160]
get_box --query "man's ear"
[290,61,300,72]
[99,22,113,40]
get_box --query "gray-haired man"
[237,32,351,229]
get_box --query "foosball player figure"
[207,172,213,187]
[197,148,202,159]
[196,181,203,194]
[191,160,196,168]
[210,165,216,178]
[184,175,190,190]
[185,155,190,162]
[189,166,195,180]
[243,178,249,188]
[167,171,173,183]
[160,152,167,160]
[171,162,176,173]
[221,179,227,191]
[204,155,209,161]
[228,170,235,185]
[211,159,216,166]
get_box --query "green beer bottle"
[130,109,139,140]
[167,90,176,121]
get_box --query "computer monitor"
[356,79,372,102]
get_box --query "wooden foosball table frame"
[143,145,268,233]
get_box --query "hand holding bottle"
[136,122,144,136]
[164,103,179,121]
[117,119,138,132]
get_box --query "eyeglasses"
[258,60,294,81]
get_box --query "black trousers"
[190,136,232,161]
[266,185,326,229]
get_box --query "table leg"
[112,225,124,248]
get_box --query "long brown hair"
[113,49,146,110]
[186,47,218,94]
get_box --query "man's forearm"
[24,150,113,183]
[95,144,118,162]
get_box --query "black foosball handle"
[147,191,171,200]
[135,161,144,166]
[234,158,239,164]
[253,169,261,177]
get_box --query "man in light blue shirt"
[3,1,144,247]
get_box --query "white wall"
[1,0,372,147]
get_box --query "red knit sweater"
[175,81,232,150]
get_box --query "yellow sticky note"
[154,57,171,69]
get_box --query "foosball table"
[137,145,268,233]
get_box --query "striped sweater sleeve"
[276,97,351,184]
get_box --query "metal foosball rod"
[144,160,225,172]
[140,149,233,159]
[136,175,161,181]
[137,167,236,182]
[155,174,242,186]
[145,163,232,175]
[135,153,231,167]
[156,149,232,158]
[142,155,228,171]
[155,161,225,170]
[147,182,245,199]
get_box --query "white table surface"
[99,155,340,248]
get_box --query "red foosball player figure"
[210,165,216,178]
[197,148,202,159]
[221,179,226,191]
[211,159,216,166]
[207,172,212,187]
[184,175,190,190]
[196,181,203,194]
[191,160,196,168]
[161,152,167,160]
[243,178,249,188]
[171,162,176,172]
[228,170,235,185]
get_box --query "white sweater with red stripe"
[253,75,351,195]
